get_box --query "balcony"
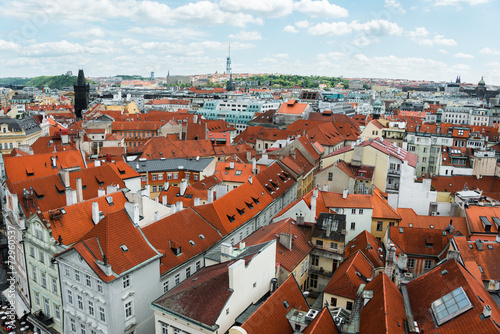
[387,169,401,176]
[386,183,400,191]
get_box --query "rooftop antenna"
[226,44,234,91]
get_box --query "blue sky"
[0,0,499,84]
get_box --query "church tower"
[74,69,90,120]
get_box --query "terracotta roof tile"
[397,208,469,238]
[241,275,309,334]
[387,226,452,258]
[302,307,339,334]
[320,191,373,209]
[345,231,385,268]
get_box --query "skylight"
[431,287,472,326]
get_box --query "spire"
[77,69,86,86]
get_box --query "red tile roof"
[215,161,254,184]
[407,259,500,333]
[430,175,500,194]
[387,226,452,258]
[129,137,216,159]
[142,208,222,275]
[465,206,500,238]
[241,275,309,334]
[30,136,78,154]
[345,231,385,268]
[63,209,160,281]
[372,188,401,220]
[255,162,296,200]
[302,307,339,334]
[42,191,128,246]
[397,208,469,238]
[324,251,374,299]
[234,126,295,145]
[103,161,140,180]
[3,150,86,183]
[360,273,407,334]
[320,191,373,209]
[277,99,309,115]
[453,236,500,283]
[243,218,313,272]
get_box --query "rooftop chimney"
[208,188,214,203]
[229,161,235,169]
[107,184,118,194]
[248,176,253,184]
[162,195,168,206]
[60,169,70,188]
[483,305,492,318]
[279,232,293,251]
[193,197,200,206]
[76,178,83,203]
[343,188,349,199]
[92,202,100,224]
[66,188,77,206]
[164,181,170,191]
[170,204,176,214]
[176,201,183,212]
[154,211,160,222]
[98,188,105,197]
[180,179,188,196]
[125,202,140,226]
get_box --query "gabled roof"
[407,259,500,333]
[129,137,216,160]
[30,136,78,154]
[215,161,254,184]
[63,209,159,282]
[302,307,339,334]
[190,174,222,190]
[387,226,452,258]
[397,208,469,238]
[3,150,86,183]
[324,251,374,300]
[152,260,233,327]
[42,191,128,246]
[104,161,140,180]
[243,218,313,272]
[320,191,373,209]
[254,162,296,200]
[277,99,308,115]
[430,175,500,195]
[345,231,385,268]
[372,188,401,220]
[453,236,500,283]
[360,273,406,334]
[465,206,500,235]
[142,208,222,275]
[241,275,309,334]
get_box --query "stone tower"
[74,69,90,120]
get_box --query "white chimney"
[141,185,150,198]
[193,114,198,123]
[230,161,235,169]
[66,188,77,206]
[208,188,214,203]
[76,178,83,203]
[98,188,105,197]
[279,232,293,250]
[60,169,70,188]
[248,176,253,184]
[51,156,57,168]
[164,181,170,191]
[176,201,183,212]
[107,184,118,194]
[180,179,188,196]
[92,202,100,224]
[170,204,176,214]
[193,197,200,206]
[162,195,168,206]
[125,202,140,226]
[483,305,492,318]
[221,243,233,256]
[94,160,101,167]
[154,211,160,222]
[310,195,317,222]
[343,188,349,199]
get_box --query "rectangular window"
[71,318,76,332]
[346,301,353,311]
[173,173,178,179]
[175,274,180,286]
[377,221,383,231]
[125,301,133,318]
[424,260,432,271]
[54,305,60,319]
[67,290,73,304]
[35,292,40,305]
[330,297,337,307]
[328,173,333,181]
[311,255,319,266]
[196,261,201,271]
[407,258,415,269]
[186,267,191,278]
[123,274,130,289]
[194,174,199,181]
[80,324,86,334]
[85,275,92,288]
[158,174,163,181]
[41,272,47,288]
[52,277,57,295]
[32,266,37,283]
[75,270,80,282]
[152,174,157,181]
[359,209,363,215]
[88,301,94,316]
[351,222,356,230]
[77,295,84,310]
[152,186,157,192]
[351,209,356,214]
[330,242,338,250]
[39,251,44,264]
[65,267,70,277]
[167,173,172,180]
[43,298,50,316]
[315,239,323,247]
[99,307,106,322]
[163,280,169,293]
[97,280,103,293]
[30,246,35,258]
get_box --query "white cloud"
[294,0,348,18]
[127,27,207,40]
[433,0,490,6]
[352,36,380,46]
[228,31,262,41]
[454,52,474,58]
[283,25,299,33]
[439,49,448,54]
[406,28,457,46]
[480,47,500,55]
[295,20,310,29]
[308,19,403,36]
[0,39,20,52]
[21,40,86,57]
[219,0,294,17]
[67,28,105,39]
[384,0,406,14]
[259,53,290,64]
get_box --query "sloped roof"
[465,206,500,235]
[359,273,407,334]
[3,150,86,183]
[345,231,385,268]
[215,162,254,184]
[302,307,339,334]
[397,208,469,238]
[324,251,374,299]
[453,236,500,283]
[243,218,313,272]
[387,226,452,258]
[277,99,308,115]
[43,191,128,246]
[241,275,309,334]
[152,261,233,327]
[320,191,373,209]
[129,137,216,160]
[30,136,78,154]
[142,208,222,275]
[430,175,500,194]
[372,188,401,220]
[66,209,159,281]
[407,259,500,333]
[255,162,296,200]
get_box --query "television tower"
[226,44,234,91]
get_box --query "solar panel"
[431,287,472,325]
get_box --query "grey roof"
[0,117,41,135]
[127,157,214,173]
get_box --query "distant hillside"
[0,77,31,86]
[116,75,148,80]
[26,75,78,89]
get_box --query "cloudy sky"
[0,0,498,84]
